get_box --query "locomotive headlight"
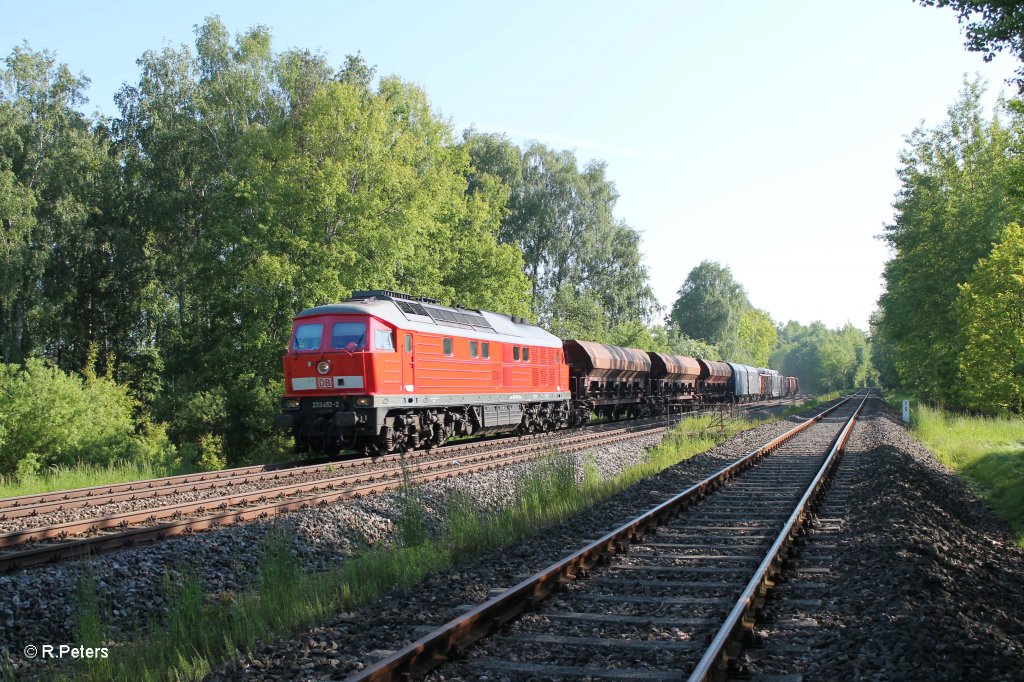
[316,360,331,375]
[355,396,372,407]
[281,398,300,410]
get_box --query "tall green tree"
[868,309,900,390]
[464,131,657,328]
[877,80,1022,403]
[955,222,1024,413]
[0,45,116,369]
[734,307,778,367]
[668,260,750,359]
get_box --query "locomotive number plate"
[310,400,342,410]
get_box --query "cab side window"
[470,340,478,358]
[374,328,395,351]
[443,337,454,356]
[523,347,530,362]
[482,341,490,358]
[513,346,520,361]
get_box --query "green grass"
[898,399,1024,547]
[0,459,190,499]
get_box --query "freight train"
[274,291,798,455]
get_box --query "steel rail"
[0,461,310,511]
[345,393,858,682]
[686,390,870,681]
[0,429,564,512]
[0,424,663,547]
[0,425,667,571]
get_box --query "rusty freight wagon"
[648,352,701,409]
[562,340,652,421]
[758,368,785,399]
[697,358,733,403]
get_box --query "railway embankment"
[901,399,1023,547]
[746,399,1023,679]
[206,397,1023,681]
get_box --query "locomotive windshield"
[331,321,367,351]
[292,323,323,351]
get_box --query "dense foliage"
[0,359,173,477]
[955,222,1024,413]
[0,19,662,472]
[770,322,876,393]
[875,81,1024,413]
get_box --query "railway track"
[348,391,870,681]
[0,421,668,571]
[0,426,618,518]
[0,396,805,530]
[0,395,802,519]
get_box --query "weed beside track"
[892,397,1024,546]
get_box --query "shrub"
[0,359,172,478]
[196,433,226,471]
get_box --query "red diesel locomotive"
[274,291,571,454]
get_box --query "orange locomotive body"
[274,291,571,454]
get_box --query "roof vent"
[349,290,439,305]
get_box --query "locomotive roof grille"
[395,299,430,317]
[351,289,439,305]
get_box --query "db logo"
[316,377,333,388]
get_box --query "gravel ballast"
[746,399,1024,681]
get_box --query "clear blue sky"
[3,1,1017,330]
